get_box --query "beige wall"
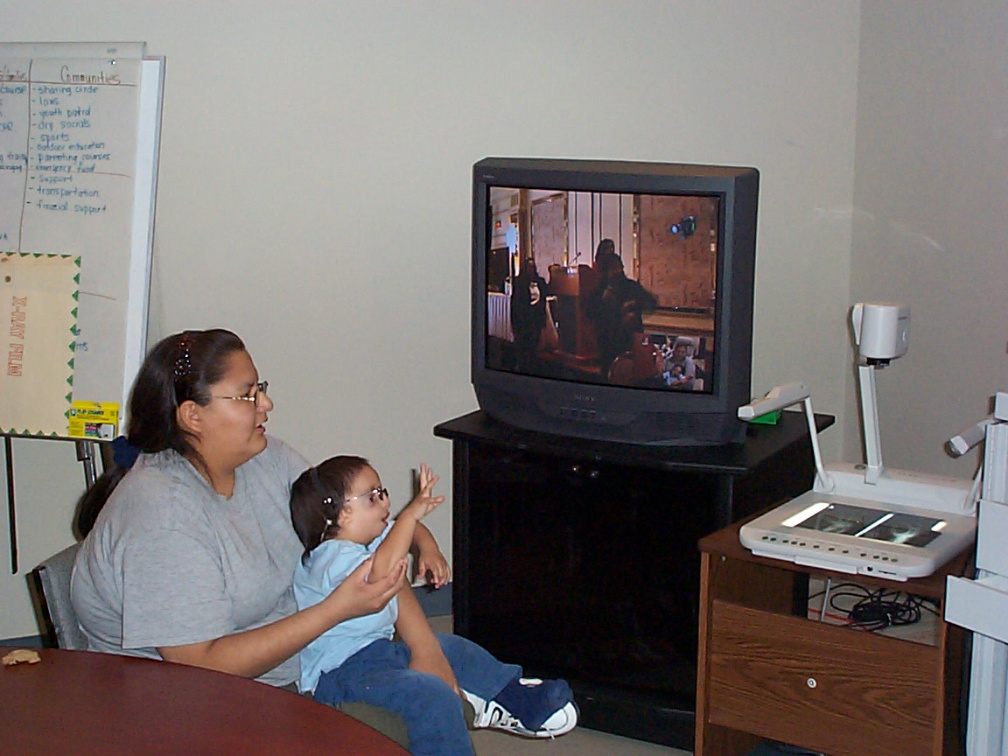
[4,1,867,638]
[849,1,1008,479]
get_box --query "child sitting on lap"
[290,456,577,756]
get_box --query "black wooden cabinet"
[434,410,832,749]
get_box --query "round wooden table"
[0,646,409,755]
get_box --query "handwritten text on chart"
[28,86,113,212]
[7,294,26,376]
[0,68,132,227]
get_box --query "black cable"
[807,581,938,631]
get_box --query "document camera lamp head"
[851,302,910,366]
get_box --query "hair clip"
[309,467,335,544]
[309,466,334,506]
[174,332,193,378]
[319,517,333,545]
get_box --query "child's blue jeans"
[313,632,521,756]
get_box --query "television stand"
[434,409,833,749]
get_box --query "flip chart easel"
[0,42,163,572]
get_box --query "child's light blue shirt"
[293,521,397,693]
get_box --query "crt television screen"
[484,185,721,393]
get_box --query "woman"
[70,329,426,701]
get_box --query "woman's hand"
[157,557,407,680]
[328,556,407,618]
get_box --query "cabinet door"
[464,442,722,709]
[708,600,941,756]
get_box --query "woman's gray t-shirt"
[71,436,309,686]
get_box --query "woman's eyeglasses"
[213,380,269,403]
[343,487,389,505]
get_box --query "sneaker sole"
[463,682,579,738]
[524,700,579,738]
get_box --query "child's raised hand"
[404,463,444,522]
[417,546,452,589]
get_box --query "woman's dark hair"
[290,455,370,563]
[73,329,246,537]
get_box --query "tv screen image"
[472,158,759,446]
[486,186,718,393]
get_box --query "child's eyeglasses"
[213,381,269,403]
[343,487,389,505]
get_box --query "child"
[290,456,577,756]
[663,361,686,386]
[662,338,697,390]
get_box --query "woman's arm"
[394,584,459,694]
[158,556,407,678]
[683,356,697,378]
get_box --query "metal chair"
[28,542,88,649]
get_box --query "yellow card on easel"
[68,401,119,439]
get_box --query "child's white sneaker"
[463,679,578,738]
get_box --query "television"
[471,157,759,445]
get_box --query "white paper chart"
[0,43,162,428]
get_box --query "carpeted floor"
[470,726,688,756]
[426,615,690,756]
